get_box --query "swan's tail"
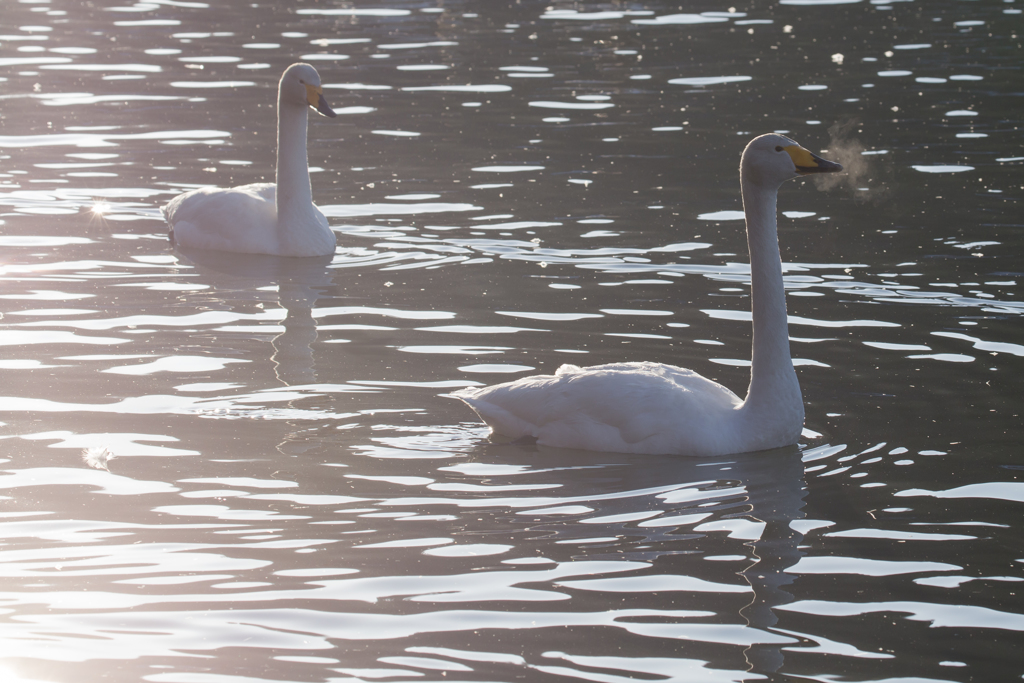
[450,389,539,440]
[161,202,176,244]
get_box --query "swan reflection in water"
[172,247,333,386]
[435,441,809,678]
[733,447,808,674]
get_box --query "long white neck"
[738,173,803,430]
[275,95,314,226]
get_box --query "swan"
[163,63,338,257]
[452,134,843,457]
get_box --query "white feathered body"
[163,183,335,257]
[453,361,802,457]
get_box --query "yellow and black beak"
[304,83,337,118]
[784,145,843,175]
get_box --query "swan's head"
[279,63,337,118]
[741,134,842,187]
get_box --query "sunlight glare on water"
[0,1,1022,682]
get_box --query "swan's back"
[164,183,280,254]
[453,362,745,455]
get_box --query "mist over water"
[815,119,891,202]
[1,1,1022,683]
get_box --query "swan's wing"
[549,362,743,450]
[455,370,576,439]
[164,183,275,223]
[164,183,278,253]
[453,362,743,454]
[250,183,277,203]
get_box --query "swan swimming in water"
[453,134,843,457]
[163,63,338,257]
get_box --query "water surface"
[1,1,1022,682]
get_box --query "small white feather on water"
[82,447,115,471]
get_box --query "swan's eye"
[775,146,784,152]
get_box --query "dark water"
[1,1,1022,682]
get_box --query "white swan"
[453,134,843,457]
[163,63,338,257]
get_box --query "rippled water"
[1,1,1022,682]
